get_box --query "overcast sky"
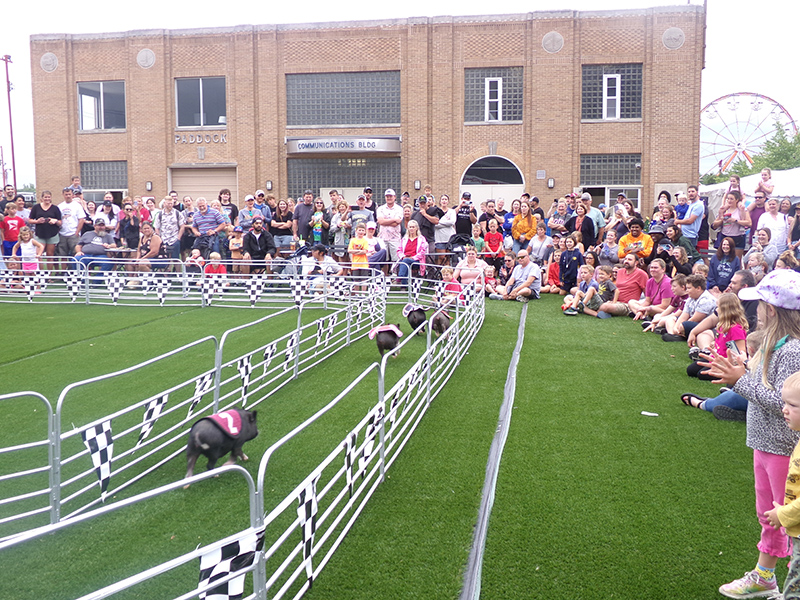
[2,0,798,186]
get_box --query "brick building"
[30,5,704,215]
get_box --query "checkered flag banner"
[156,276,170,305]
[315,320,325,351]
[24,276,36,301]
[65,272,82,302]
[248,275,265,307]
[329,278,346,300]
[262,342,277,376]
[188,372,214,418]
[140,272,155,296]
[359,405,384,476]
[106,273,124,303]
[460,283,475,306]
[410,277,422,301]
[198,526,265,600]
[284,332,299,372]
[343,432,358,498]
[297,475,321,586]
[290,279,306,304]
[0,271,12,288]
[81,420,114,500]
[201,278,215,305]
[136,394,169,448]
[326,314,338,343]
[236,356,252,406]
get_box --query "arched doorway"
[460,156,525,205]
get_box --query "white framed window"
[78,81,126,130]
[176,77,226,128]
[602,74,621,120]
[484,78,502,122]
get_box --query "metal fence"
[0,273,384,540]
[0,275,484,600]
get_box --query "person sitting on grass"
[708,236,741,297]
[558,234,584,295]
[643,274,688,335]
[540,249,562,294]
[629,258,673,321]
[483,266,500,297]
[595,252,648,318]
[660,274,717,342]
[489,249,540,302]
[745,252,769,283]
[562,264,597,315]
[498,251,516,287]
[564,264,618,317]
[683,292,748,382]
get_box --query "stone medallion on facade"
[542,32,564,54]
[40,52,58,73]
[137,49,156,69]
[662,27,685,50]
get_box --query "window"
[176,77,226,128]
[465,67,523,123]
[78,81,126,130]
[80,161,128,191]
[287,157,400,201]
[580,154,641,186]
[603,74,620,120]
[485,78,502,121]
[582,64,642,121]
[462,157,523,185]
[286,72,401,127]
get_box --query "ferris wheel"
[700,92,797,176]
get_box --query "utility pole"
[2,55,16,191]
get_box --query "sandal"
[681,393,706,409]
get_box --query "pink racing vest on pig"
[205,410,243,439]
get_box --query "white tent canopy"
[699,166,800,221]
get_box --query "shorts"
[434,242,449,250]
[730,234,746,250]
[351,268,371,279]
[696,239,708,251]
[2,240,16,258]
[586,293,603,311]
[57,234,79,256]
[35,234,60,246]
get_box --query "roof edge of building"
[30,4,704,42]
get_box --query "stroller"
[446,233,472,268]
[274,244,310,279]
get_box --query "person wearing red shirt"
[596,253,648,317]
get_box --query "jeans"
[397,258,418,285]
[701,390,748,412]
[512,238,530,254]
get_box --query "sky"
[2,0,799,186]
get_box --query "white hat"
[384,189,396,196]
[255,189,266,196]
[739,270,800,311]
[245,194,255,201]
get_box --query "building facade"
[30,5,705,214]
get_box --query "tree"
[722,124,800,178]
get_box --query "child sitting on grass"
[483,266,499,296]
[438,266,462,305]
[562,264,598,315]
[643,274,688,335]
[540,249,562,294]
[569,264,618,317]
[684,292,748,381]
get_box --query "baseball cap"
[461,191,471,199]
[366,221,377,230]
[384,188,396,196]
[255,189,265,197]
[364,186,373,193]
[233,225,243,232]
[252,215,264,223]
[617,192,627,198]
[581,192,592,201]
[738,270,800,310]
[245,194,255,202]
[648,223,666,234]
[103,200,112,207]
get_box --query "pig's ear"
[249,411,257,422]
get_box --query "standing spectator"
[411,195,440,248]
[218,188,239,225]
[547,199,570,238]
[580,192,606,245]
[758,198,790,253]
[454,192,478,237]
[503,199,521,243]
[348,194,373,236]
[117,203,141,252]
[56,187,86,267]
[292,190,316,244]
[154,195,185,262]
[377,189,404,263]
[674,185,704,248]
[748,192,769,245]
[28,190,62,271]
[329,199,351,261]
[712,190,750,259]
[483,218,506,272]
[512,201,537,253]
[1,201,27,261]
[565,202,595,250]
[478,200,500,235]
[433,194,456,265]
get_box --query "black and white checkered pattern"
[24,276,36,301]
[262,342,277,376]
[247,275,265,307]
[315,320,325,351]
[0,271,12,288]
[297,475,320,585]
[359,405,384,476]
[65,272,82,302]
[283,332,299,372]
[136,394,169,448]
[106,273,124,303]
[188,372,214,418]
[326,314,338,344]
[81,420,114,500]
[140,272,155,296]
[290,279,306,304]
[329,278,347,300]
[461,284,475,306]
[343,432,358,498]
[410,277,422,301]
[198,527,265,600]
[236,356,252,406]
[156,277,170,305]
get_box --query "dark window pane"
[177,79,201,127]
[287,158,400,201]
[103,81,126,129]
[462,157,523,185]
[202,77,226,126]
[580,154,641,186]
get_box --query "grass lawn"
[0,296,763,599]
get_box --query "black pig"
[403,303,427,334]
[369,324,403,357]
[431,311,451,337]
[184,408,259,487]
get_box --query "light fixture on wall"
[146,181,152,192]
[266,181,273,191]
[414,180,421,191]
[547,178,555,189]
